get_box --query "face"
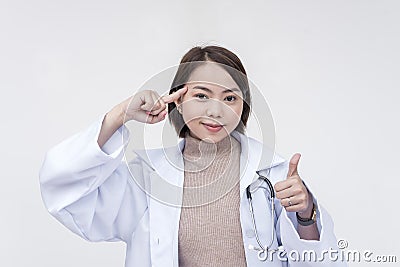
[175,62,244,143]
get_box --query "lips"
[202,122,223,133]
[202,122,224,128]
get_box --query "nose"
[206,99,223,118]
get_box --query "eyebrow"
[192,85,241,94]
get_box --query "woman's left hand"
[274,153,314,217]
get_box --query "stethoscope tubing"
[246,171,276,254]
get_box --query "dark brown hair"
[167,45,252,138]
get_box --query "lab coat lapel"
[133,142,185,267]
[134,131,286,203]
[230,130,286,198]
[132,131,286,267]
[133,130,285,200]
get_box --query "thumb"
[287,153,301,178]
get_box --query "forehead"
[187,62,240,91]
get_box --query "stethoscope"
[246,170,285,261]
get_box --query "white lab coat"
[39,114,347,267]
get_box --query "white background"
[1,0,399,266]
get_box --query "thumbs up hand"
[274,153,314,216]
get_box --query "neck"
[183,132,233,158]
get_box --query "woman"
[40,45,346,266]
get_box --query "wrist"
[296,202,317,226]
[297,204,313,219]
[108,104,126,128]
[297,194,314,219]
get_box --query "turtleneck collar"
[183,131,234,158]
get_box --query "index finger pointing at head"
[161,86,188,103]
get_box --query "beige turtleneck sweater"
[178,132,247,267]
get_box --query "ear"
[174,97,183,114]
[174,97,181,106]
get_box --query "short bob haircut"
[167,45,252,138]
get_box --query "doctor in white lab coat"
[39,46,347,267]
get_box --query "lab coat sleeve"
[272,161,348,267]
[39,114,148,243]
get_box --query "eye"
[225,95,237,102]
[194,93,208,99]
